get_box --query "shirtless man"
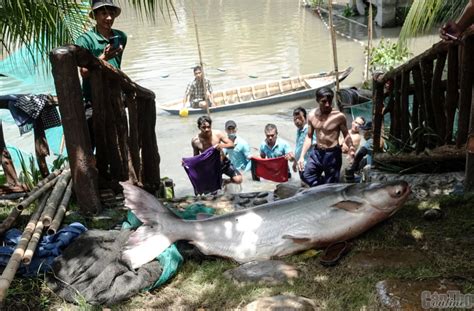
[341,116,365,153]
[191,115,243,185]
[297,87,355,187]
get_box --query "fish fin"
[332,200,363,212]
[282,235,311,244]
[123,225,174,269]
[120,181,170,224]
[196,213,214,220]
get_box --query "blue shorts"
[302,145,342,187]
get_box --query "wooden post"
[412,65,426,152]
[446,45,459,144]
[372,75,385,153]
[49,47,101,215]
[125,93,140,184]
[457,37,474,147]
[140,98,161,192]
[431,52,447,143]
[393,75,402,142]
[400,70,410,144]
[0,122,21,187]
[327,0,340,94]
[191,0,210,116]
[466,88,474,192]
[110,84,129,181]
[33,118,50,178]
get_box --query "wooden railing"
[50,45,161,214]
[372,29,474,192]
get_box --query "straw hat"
[89,0,121,18]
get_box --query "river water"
[0,0,439,196]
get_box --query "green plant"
[342,4,355,18]
[52,155,69,170]
[369,38,412,73]
[18,154,41,191]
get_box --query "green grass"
[1,193,473,310]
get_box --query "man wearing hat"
[224,120,251,172]
[75,0,127,148]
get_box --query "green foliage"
[18,154,41,191]
[52,154,68,171]
[399,0,468,45]
[342,4,355,18]
[369,38,411,73]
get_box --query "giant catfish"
[121,181,410,269]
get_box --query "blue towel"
[0,222,87,277]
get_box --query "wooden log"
[431,52,447,142]
[0,192,49,302]
[465,82,474,192]
[0,122,22,187]
[140,98,161,191]
[47,180,73,236]
[400,70,410,144]
[50,46,101,215]
[89,70,109,179]
[457,36,474,147]
[0,208,21,236]
[372,77,385,153]
[41,170,71,227]
[445,45,459,144]
[17,175,59,210]
[110,83,129,180]
[393,75,402,142]
[33,118,50,178]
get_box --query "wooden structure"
[372,30,474,192]
[50,45,160,214]
[160,67,353,115]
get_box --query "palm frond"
[399,0,469,45]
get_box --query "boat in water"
[158,67,353,115]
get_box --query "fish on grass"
[121,181,411,269]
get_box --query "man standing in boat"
[183,66,214,109]
[297,87,355,187]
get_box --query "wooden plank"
[457,36,474,147]
[446,45,459,144]
[393,75,402,142]
[400,70,410,144]
[125,93,140,184]
[90,70,109,178]
[420,59,436,148]
[33,118,50,178]
[431,52,447,143]
[372,77,385,153]
[50,47,101,214]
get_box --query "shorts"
[190,99,211,108]
[221,157,241,178]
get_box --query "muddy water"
[0,0,440,196]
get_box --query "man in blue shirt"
[259,123,294,160]
[293,107,316,178]
[224,120,251,172]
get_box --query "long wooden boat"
[158,67,353,115]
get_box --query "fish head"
[347,181,411,218]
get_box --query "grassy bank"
[1,193,473,310]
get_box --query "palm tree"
[0,0,174,57]
[399,0,469,44]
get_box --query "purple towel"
[182,147,222,195]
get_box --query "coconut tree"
[0,0,174,57]
[399,0,469,44]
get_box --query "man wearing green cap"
[75,0,127,148]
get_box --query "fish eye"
[395,188,402,197]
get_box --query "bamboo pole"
[191,0,210,116]
[47,180,73,236]
[364,0,373,81]
[0,192,49,302]
[41,170,71,227]
[16,174,60,210]
[327,0,340,94]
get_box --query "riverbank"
[3,188,473,309]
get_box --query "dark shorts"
[301,145,342,187]
[222,158,241,178]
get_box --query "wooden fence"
[50,45,160,214]
[372,30,474,192]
